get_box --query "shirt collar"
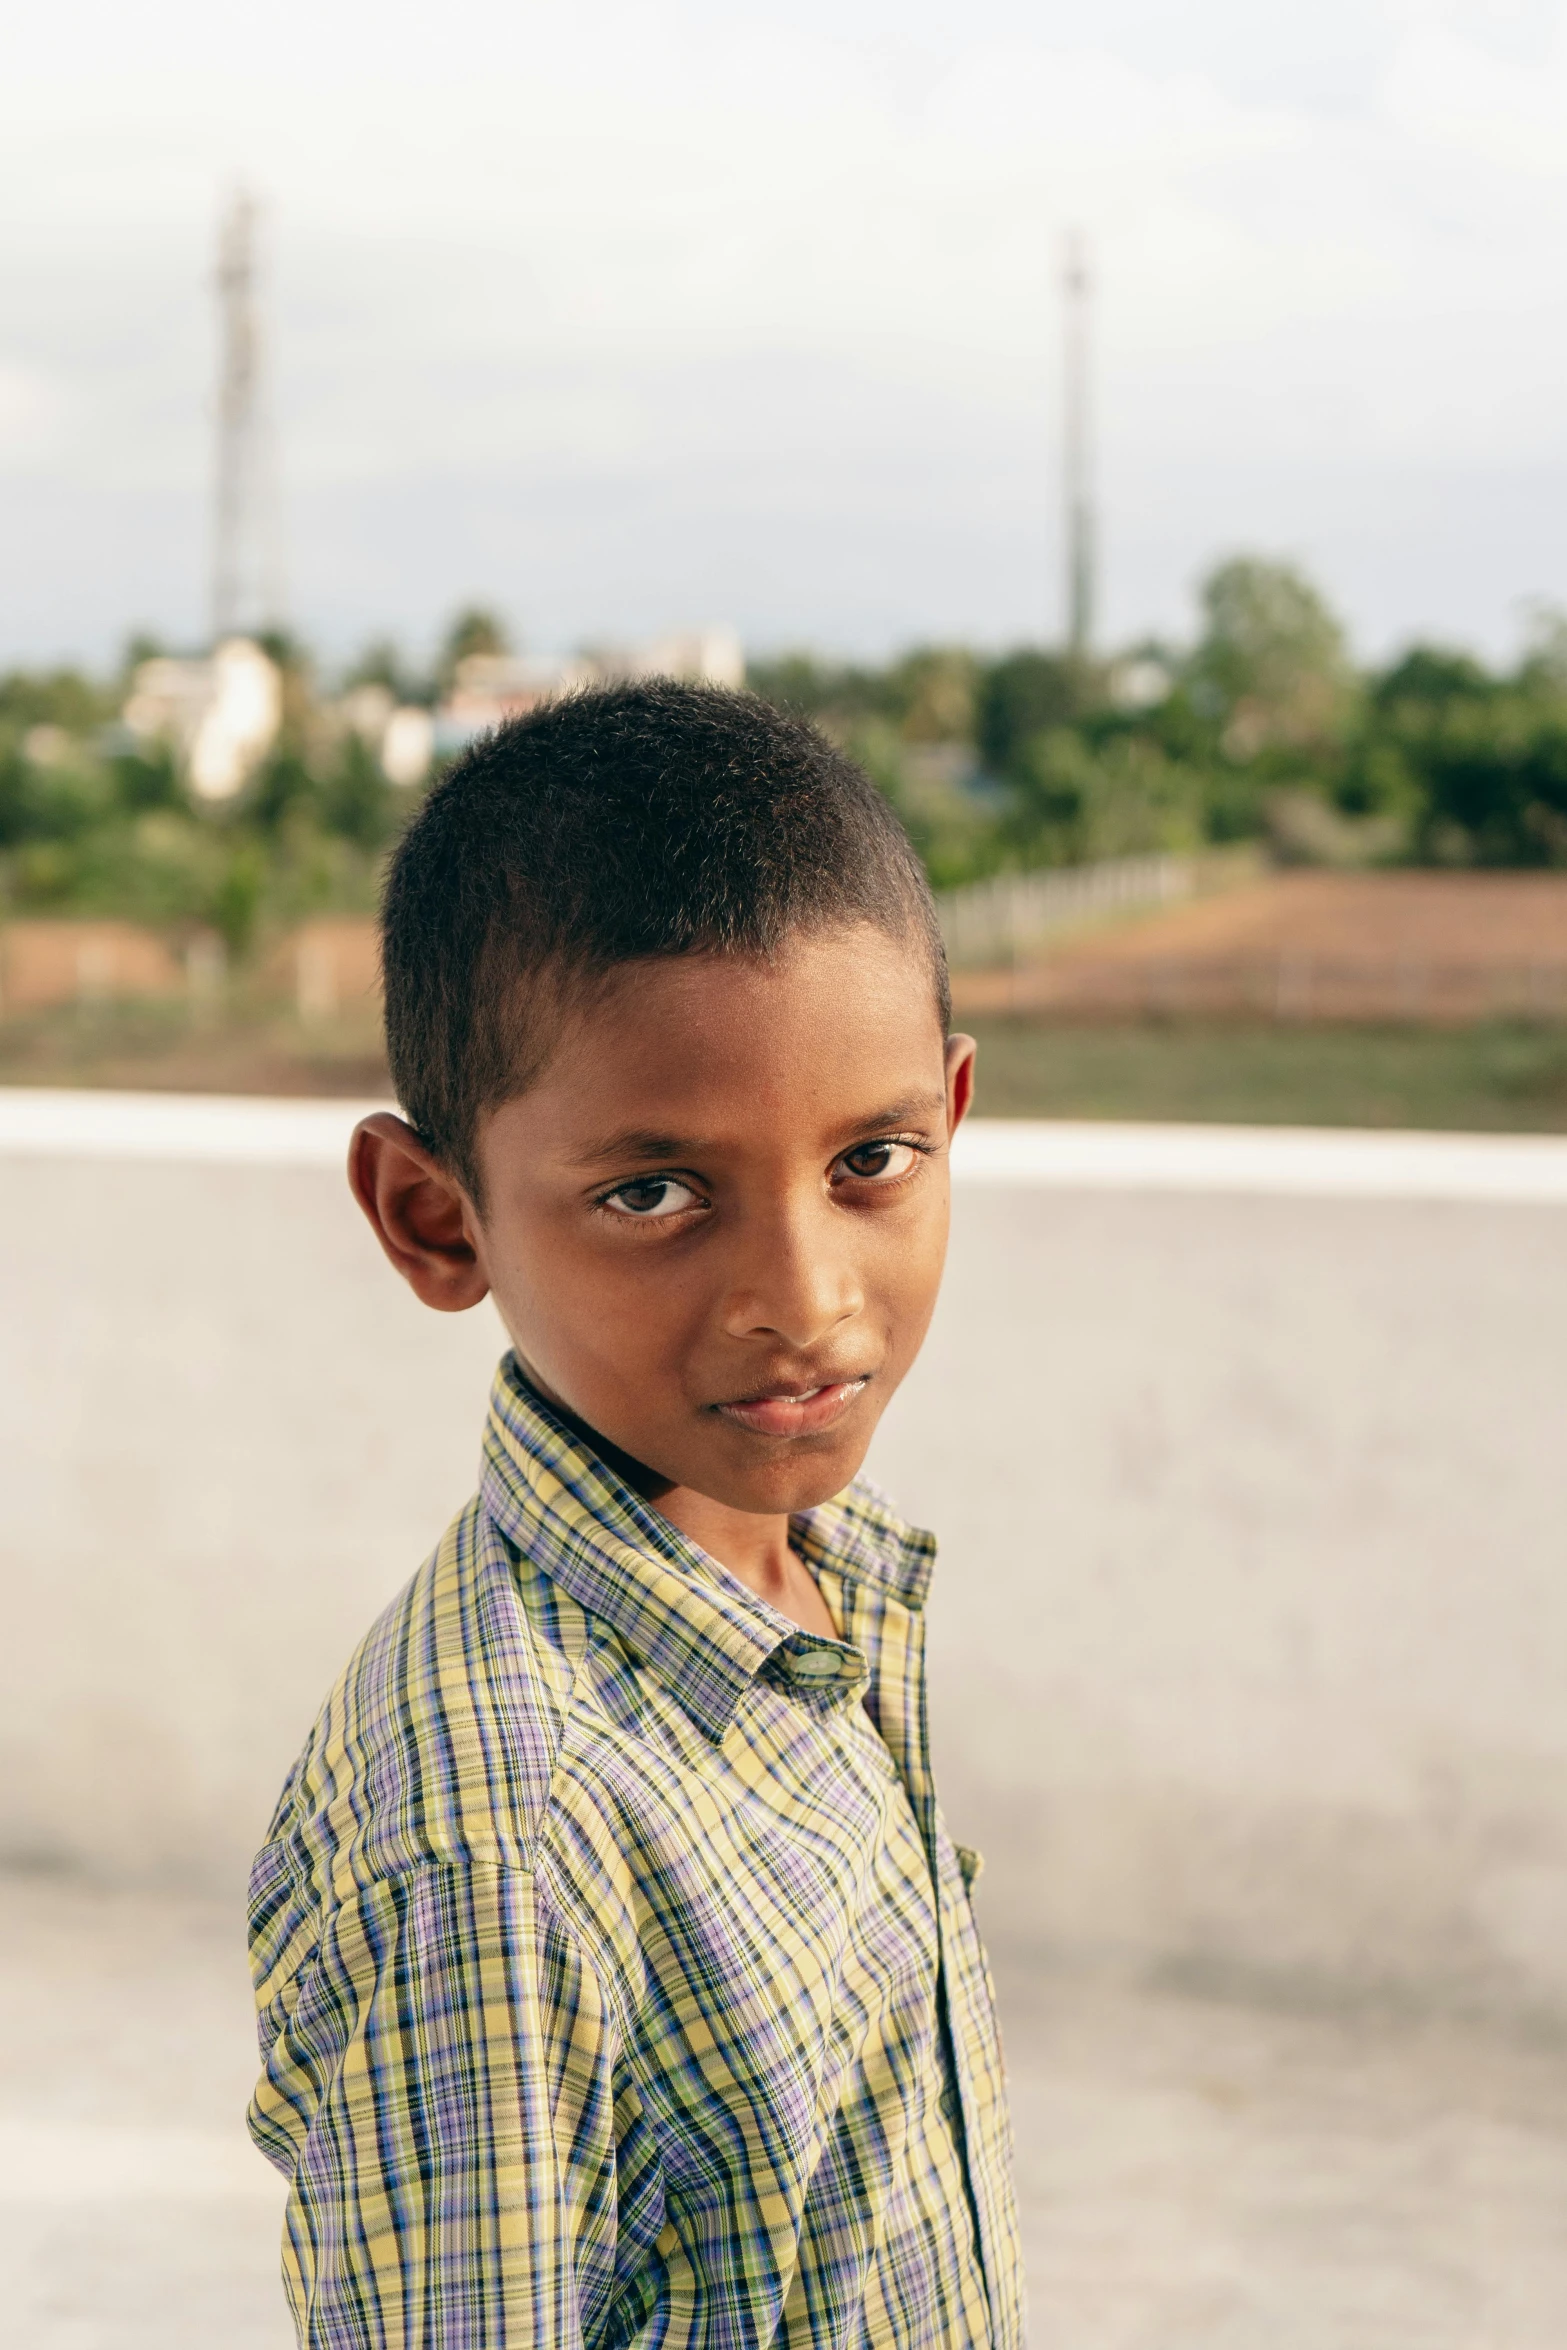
[791,1479,935,1608]
[478,1354,933,1741]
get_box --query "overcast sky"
[7,0,1567,670]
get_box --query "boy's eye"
[834,1140,920,1185]
[601,1175,703,1219]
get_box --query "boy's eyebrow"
[568,1128,690,1168]
[568,1094,949,1170]
[844,1092,948,1136]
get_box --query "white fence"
[936,853,1194,970]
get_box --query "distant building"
[1110,654,1175,712]
[22,725,74,769]
[122,638,282,800]
[619,626,744,691]
[337,684,434,787]
[434,652,596,756]
[379,707,436,787]
[337,683,397,746]
[434,629,745,756]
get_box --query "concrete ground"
[4,1873,1566,2349]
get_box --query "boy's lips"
[713,1379,868,1438]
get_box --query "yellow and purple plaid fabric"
[248,1357,1024,2347]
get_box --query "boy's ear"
[348,1114,492,1314]
[945,1032,977,1134]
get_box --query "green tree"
[881,648,980,744]
[0,666,111,734]
[345,636,427,707]
[975,650,1093,781]
[1371,646,1494,717]
[1002,730,1207,865]
[438,607,510,689]
[1363,648,1567,865]
[744,653,895,733]
[320,734,400,852]
[119,631,167,680]
[1187,557,1354,757]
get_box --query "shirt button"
[791,1647,846,1684]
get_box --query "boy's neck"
[531,1376,841,1639]
[651,1485,839,1640]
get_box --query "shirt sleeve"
[249,1860,628,2348]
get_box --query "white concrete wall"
[3,1092,1566,2025]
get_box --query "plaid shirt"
[248,1358,1024,2347]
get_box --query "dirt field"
[0,917,388,1098]
[0,916,381,1024]
[952,872,1567,1024]
[11,878,1567,1127]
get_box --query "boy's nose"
[718,1201,864,1349]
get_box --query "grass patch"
[0,996,390,1098]
[964,1018,1567,1132]
[8,1000,1567,1134]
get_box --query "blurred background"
[5,3,1567,2344]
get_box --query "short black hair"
[382,680,948,1199]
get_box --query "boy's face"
[356,922,973,1519]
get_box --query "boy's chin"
[691,1431,874,1518]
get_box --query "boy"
[247,683,1024,2347]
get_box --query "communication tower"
[1061,228,1095,660]
[211,191,284,642]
